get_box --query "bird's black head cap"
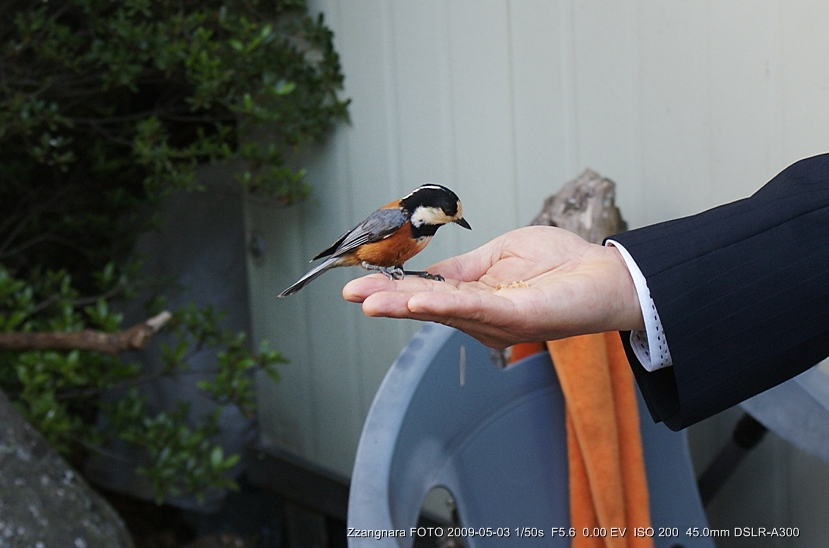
[400,184,459,213]
[400,183,470,237]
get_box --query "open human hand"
[343,226,644,348]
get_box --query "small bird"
[278,183,471,297]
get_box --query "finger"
[359,282,536,323]
[343,272,464,303]
[360,285,552,348]
[405,288,518,320]
[342,274,395,303]
[406,289,564,344]
[361,291,420,318]
[356,283,466,317]
[360,292,515,347]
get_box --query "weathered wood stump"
[531,168,627,244]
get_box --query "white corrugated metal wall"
[244,1,829,544]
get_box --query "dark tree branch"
[0,311,171,355]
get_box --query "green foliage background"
[0,0,348,503]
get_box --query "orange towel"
[511,335,653,548]
[509,341,547,363]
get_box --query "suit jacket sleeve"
[611,153,829,430]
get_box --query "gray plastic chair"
[348,324,713,548]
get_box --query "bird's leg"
[402,269,445,282]
[361,262,405,280]
[360,262,444,282]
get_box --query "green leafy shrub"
[0,0,348,502]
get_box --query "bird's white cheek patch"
[411,206,455,227]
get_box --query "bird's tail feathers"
[278,256,341,297]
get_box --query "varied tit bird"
[278,183,470,297]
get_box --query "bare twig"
[0,311,172,355]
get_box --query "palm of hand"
[343,226,641,348]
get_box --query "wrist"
[604,244,646,332]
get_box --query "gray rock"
[0,390,134,548]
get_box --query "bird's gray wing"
[312,208,408,260]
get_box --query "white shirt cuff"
[605,240,673,371]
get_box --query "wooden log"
[0,311,171,355]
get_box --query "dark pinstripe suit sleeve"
[610,153,829,430]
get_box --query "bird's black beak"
[455,217,471,230]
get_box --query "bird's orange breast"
[353,223,431,267]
